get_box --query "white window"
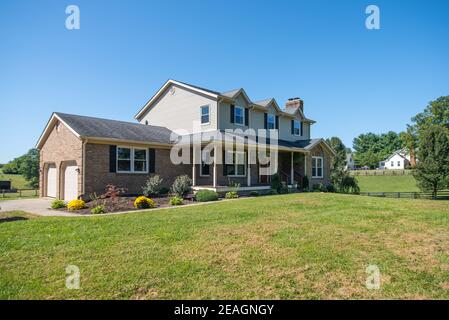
[117,147,148,173]
[225,150,246,176]
[200,105,209,124]
[267,114,275,129]
[312,156,323,178]
[294,120,300,135]
[234,106,245,125]
[391,161,394,167]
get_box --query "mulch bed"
[57,196,194,215]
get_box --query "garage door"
[64,165,78,201]
[46,165,57,198]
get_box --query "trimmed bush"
[225,191,239,199]
[249,191,259,197]
[270,173,282,193]
[50,199,66,209]
[134,196,156,209]
[302,176,309,190]
[266,189,278,195]
[91,205,105,214]
[195,189,218,202]
[171,175,192,197]
[142,175,163,197]
[67,199,86,211]
[169,196,183,206]
[159,187,170,195]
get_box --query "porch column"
[290,151,294,185]
[213,145,217,188]
[247,147,251,187]
[192,145,197,187]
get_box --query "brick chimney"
[285,97,303,114]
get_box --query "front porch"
[189,144,309,192]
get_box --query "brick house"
[36,79,335,200]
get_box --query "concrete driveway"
[0,198,76,217]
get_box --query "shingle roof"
[55,112,174,144]
[253,98,273,107]
[220,88,242,98]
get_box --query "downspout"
[82,138,87,196]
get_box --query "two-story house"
[36,79,334,200]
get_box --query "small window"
[267,114,275,129]
[397,161,400,166]
[117,147,131,172]
[200,148,212,176]
[293,120,300,135]
[225,150,246,176]
[312,156,323,178]
[391,161,394,167]
[234,106,245,125]
[200,105,210,124]
[134,148,147,172]
[117,147,148,173]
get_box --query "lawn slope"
[1,193,449,299]
[356,175,419,192]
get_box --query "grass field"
[0,169,28,189]
[0,169,37,200]
[356,175,420,192]
[1,193,449,299]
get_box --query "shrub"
[249,191,259,197]
[270,173,282,193]
[171,175,192,197]
[50,199,65,209]
[278,185,289,194]
[134,196,156,209]
[195,189,219,202]
[302,176,309,190]
[142,175,163,197]
[326,184,336,193]
[169,196,184,206]
[91,205,105,214]
[340,176,360,194]
[312,183,327,192]
[67,199,86,211]
[266,189,278,195]
[159,187,170,195]
[225,191,239,199]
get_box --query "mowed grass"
[1,193,449,300]
[356,175,420,192]
[0,169,28,189]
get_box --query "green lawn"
[0,169,28,189]
[0,169,37,200]
[1,193,449,299]
[356,175,420,192]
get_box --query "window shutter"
[291,120,294,134]
[264,113,268,129]
[109,145,117,173]
[300,122,303,136]
[230,104,235,123]
[245,108,249,126]
[222,150,227,176]
[149,148,155,173]
[275,116,279,129]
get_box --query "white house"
[380,149,411,170]
[345,152,355,170]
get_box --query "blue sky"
[0,0,448,163]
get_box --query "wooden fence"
[1,189,38,198]
[359,191,449,200]
[350,169,412,176]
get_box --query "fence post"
[397,192,400,198]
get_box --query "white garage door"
[46,165,57,198]
[64,165,78,201]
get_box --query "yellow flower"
[134,196,156,209]
[67,199,86,211]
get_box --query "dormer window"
[267,114,275,129]
[234,106,245,125]
[293,120,301,136]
